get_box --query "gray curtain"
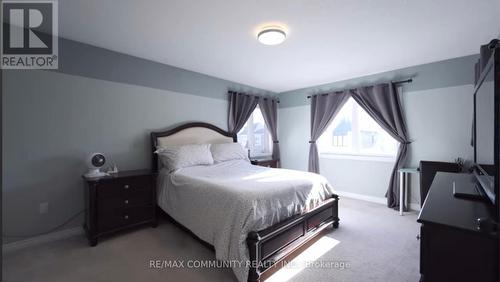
[228,91,259,134]
[350,83,410,209]
[308,91,350,173]
[259,97,280,161]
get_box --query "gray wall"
[278,56,477,206]
[54,38,273,100]
[2,39,273,243]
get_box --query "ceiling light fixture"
[257,27,286,45]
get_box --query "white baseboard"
[336,190,421,212]
[3,227,84,254]
[336,190,387,205]
[409,203,421,211]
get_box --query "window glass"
[318,98,398,157]
[237,106,272,157]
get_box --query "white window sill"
[320,153,396,163]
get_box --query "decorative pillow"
[210,143,249,163]
[155,144,213,171]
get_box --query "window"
[237,106,272,157]
[317,98,398,159]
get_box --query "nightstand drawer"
[97,192,152,212]
[84,169,157,246]
[98,206,154,231]
[97,176,152,198]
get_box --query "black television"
[473,45,499,220]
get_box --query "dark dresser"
[83,169,157,246]
[417,172,498,282]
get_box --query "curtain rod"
[306,78,413,99]
[228,91,280,103]
[393,78,413,84]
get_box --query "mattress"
[157,159,335,282]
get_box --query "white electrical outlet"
[39,202,49,214]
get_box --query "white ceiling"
[59,0,500,93]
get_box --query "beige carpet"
[2,197,420,282]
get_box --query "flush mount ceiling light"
[257,27,286,45]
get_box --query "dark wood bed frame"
[151,122,339,282]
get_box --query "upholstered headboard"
[151,122,236,172]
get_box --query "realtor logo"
[1,0,58,69]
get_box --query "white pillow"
[156,144,213,171]
[210,143,249,163]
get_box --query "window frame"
[318,98,398,161]
[237,106,273,158]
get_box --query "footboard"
[246,195,339,282]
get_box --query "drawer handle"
[124,185,130,189]
[124,199,129,204]
[416,234,420,240]
[124,215,129,220]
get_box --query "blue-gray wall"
[278,54,478,108]
[2,38,273,243]
[55,38,274,100]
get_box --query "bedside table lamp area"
[83,169,157,246]
[251,158,278,168]
[248,148,279,168]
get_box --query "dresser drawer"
[97,176,152,198]
[84,169,157,246]
[98,206,154,231]
[97,192,152,213]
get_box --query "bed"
[151,122,339,282]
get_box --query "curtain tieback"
[309,141,316,144]
[401,141,412,145]
[273,141,279,144]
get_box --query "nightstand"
[251,158,278,168]
[83,169,157,246]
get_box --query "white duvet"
[157,159,335,282]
